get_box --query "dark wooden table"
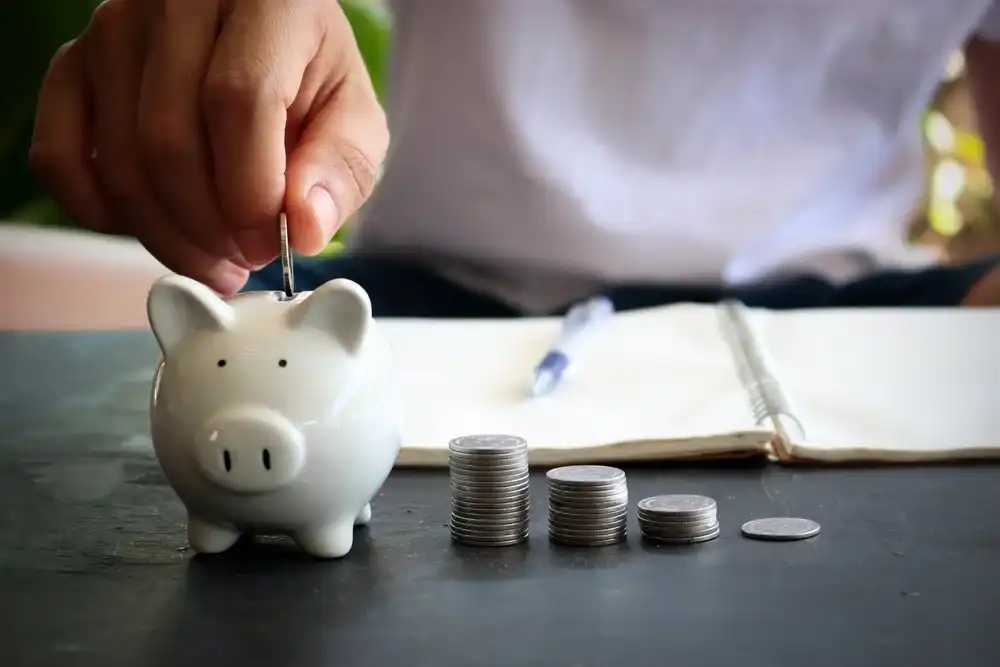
[3,331,1000,667]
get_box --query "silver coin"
[451,476,531,490]
[549,507,627,522]
[640,522,719,539]
[451,525,529,541]
[637,495,716,517]
[449,459,528,472]
[450,469,530,482]
[451,479,531,493]
[450,513,528,528]
[548,488,628,503]
[548,483,626,495]
[548,513,628,528]
[452,496,529,508]
[549,532,626,547]
[638,512,717,525]
[452,495,530,507]
[451,533,529,547]
[451,487,530,501]
[548,506,627,521]
[278,212,294,298]
[549,501,627,514]
[449,434,527,454]
[453,508,529,519]
[549,522,627,537]
[451,522,529,536]
[546,465,626,486]
[638,519,718,535]
[741,517,820,541]
[449,457,529,471]
[642,526,720,544]
[638,514,716,528]
[549,523,627,538]
[449,452,528,465]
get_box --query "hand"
[29,0,389,295]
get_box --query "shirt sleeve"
[976,1,1000,41]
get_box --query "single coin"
[279,212,294,298]
[451,485,531,500]
[548,532,626,547]
[548,525,627,541]
[741,517,820,541]
[450,469,531,483]
[450,526,529,542]
[450,513,528,528]
[452,495,530,508]
[546,465,626,486]
[640,523,719,540]
[449,435,528,455]
[448,459,529,473]
[548,515,628,530]
[451,505,530,518]
[548,488,628,503]
[637,495,717,517]
[642,526,721,545]
[451,533,529,547]
[548,506,628,521]
[449,453,529,468]
[637,513,716,528]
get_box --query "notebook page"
[378,304,773,466]
[746,308,1000,462]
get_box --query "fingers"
[203,0,326,265]
[28,41,111,234]
[285,75,389,255]
[83,0,248,294]
[138,0,251,267]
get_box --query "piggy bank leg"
[295,520,355,559]
[187,515,241,554]
[354,503,372,526]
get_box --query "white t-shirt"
[353,0,1000,313]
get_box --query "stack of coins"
[546,465,628,546]
[448,435,531,547]
[637,494,720,544]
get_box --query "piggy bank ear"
[146,275,236,356]
[288,278,372,354]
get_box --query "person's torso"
[354,0,993,312]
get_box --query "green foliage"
[0,0,391,229]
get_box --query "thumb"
[285,80,389,256]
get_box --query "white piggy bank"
[146,275,402,559]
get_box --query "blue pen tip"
[531,369,558,397]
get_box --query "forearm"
[965,36,1000,207]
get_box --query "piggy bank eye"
[217,359,226,367]
[278,359,287,368]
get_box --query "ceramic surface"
[147,276,402,559]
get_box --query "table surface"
[3,331,1000,667]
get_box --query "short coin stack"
[448,435,531,547]
[546,465,628,546]
[638,494,720,544]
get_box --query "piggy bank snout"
[194,407,306,494]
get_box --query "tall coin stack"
[448,435,531,547]
[637,494,720,544]
[546,465,628,546]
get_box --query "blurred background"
[1,0,997,263]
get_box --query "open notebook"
[377,303,1000,467]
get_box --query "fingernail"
[307,185,339,240]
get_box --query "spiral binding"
[718,300,805,441]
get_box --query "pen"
[531,295,615,397]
